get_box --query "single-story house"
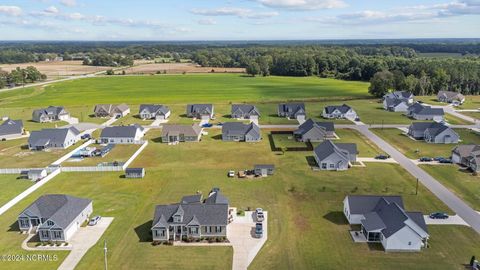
[407,103,444,121]
[161,124,203,143]
[27,169,47,181]
[437,91,465,104]
[125,168,145,178]
[408,122,459,143]
[451,145,480,172]
[231,104,260,120]
[139,104,171,120]
[343,195,429,252]
[293,118,335,142]
[186,104,214,120]
[277,103,306,121]
[383,98,410,112]
[100,125,145,144]
[313,140,357,171]
[384,91,414,105]
[32,106,70,123]
[322,104,357,119]
[151,188,229,242]
[18,194,93,242]
[221,122,261,142]
[0,119,24,140]
[28,127,80,150]
[94,104,130,118]
[254,164,275,176]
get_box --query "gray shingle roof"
[186,104,213,115]
[384,97,406,108]
[438,91,465,101]
[408,103,444,116]
[33,106,67,118]
[21,194,91,230]
[452,144,480,158]
[222,122,260,138]
[254,164,275,170]
[294,118,334,136]
[125,168,144,174]
[161,124,202,137]
[278,103,305,114]
[0,119,23,136]
[204,190,229,205]
[100,125,143,138]
[324,104,352,114]
[409,122,452,137]
[95,104,130,114]
[345,195,404,215]
[181,194,203,204]
[28,127,79,147]
[231,104,260,116]
[139,104,170,115]
[153,203,228,228]
[385,91,413,100]
[314,140,357,162]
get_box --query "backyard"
[0,175,34,206]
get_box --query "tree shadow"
[211,134,223,140]
[268,114,280,118]
[134,220,153,242]
[323,211,348,225]
[305,156,317,167]
[179,114,189,119]
[222,114,233,119]
[151,137,163,143]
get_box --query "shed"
[125,168,145,179]
[28,169,47,181]
[254,164,275,177]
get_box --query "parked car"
[255,222,263,238]
[433,157,445,162]
[439,158,452,164]
[201,123,213,128]
[255,208,265,222]
[375,154,390,160]
[354,117,361,122]
[81,134,91,140]
[216,122,224,126]
[227,170,235,177]
[419,157,433,162]
[429,212,449,219]
[88,216,102,226]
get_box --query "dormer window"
[47,220,54,226]
[173,214,183,223]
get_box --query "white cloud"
[191,7,279,19]
[0,6,23,16]
[198,18,217,25]
[254,0,347,10]
[44,6,59,14]
[60,0,77,7]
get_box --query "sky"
[0,0,479,40]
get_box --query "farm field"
[421,165,480,210]
[371,128,480,159]
[0,175,34,206]
[0,128,478,270]
[122,62,245,74]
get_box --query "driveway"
[228,211,268,270]
[354,125,480,234]
[357,157,398,164]
[58,217,114,270]
[424,215,470,226]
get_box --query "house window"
[53,231,62,239]
[321,163,327,169]
[47,220,54,226]
[408,241,411,246]
[329,164,334,168]
[19,219,29,228]
[190,227,199,234]
[206,226,212,233]
[215,226,222,233]
[40,230,49,239]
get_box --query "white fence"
[51,139,94,166]
[61,166,122,172]
[122,141,149,170]
[0,168,61,216]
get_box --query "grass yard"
[458,111,480,120]
[421,165,480,210]
[371,128,480,159]
[0,138,77,168]
[62,144,141,167]
[0,128,478,270]
[0,175,34,206]
[416,95,480,110]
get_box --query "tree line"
[0,66,46,89]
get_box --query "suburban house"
[94,104,130,118]
[186,104,214,120]
[407,103,444,121]
[125,168,145,178]
[322,104,357,119]
[254,164,275,177]
[0,119,24,140]
[231,104,260,120]
[100,125,145,144]
[18,194,93,242]
[407,122,459,143]
[437,91,465,104]
[293,118,335,142]
[27,169,47,181]
[139,104,171,120]
[343,195,429,252]
[384,91,414,105]
[278,103,306,121]
[151,188,229,242]
[28,127,80,150]
[383,98,410,112]
[161,124,203,143]
[313,140,357,171]
[221,122,261,142]
[32,106,70,123]
[451,145,480,172]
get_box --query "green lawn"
[421,165,480,210]
[0,175,33,206]
[416,95,480,110]
[371,128,480,159]
[458,111,480,120]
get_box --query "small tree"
[106,69,114,75]
[368,71,394,98]
[470,255,476,266]
[246,61,260,77]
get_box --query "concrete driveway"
[228,211,268,270]
[424,215,470,226]
[58,217,114,270]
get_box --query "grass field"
[421,165,480,210]
[371,128,480,159]
[0,129,478,270]
[0,175,34,206]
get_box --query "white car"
[88,216,101,226]
[228,170,235,177]
[255,208,264,222]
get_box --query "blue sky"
[0,0,479,40]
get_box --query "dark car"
[439,158,452,164]
[429,212,449,219]
[201,123,213,128]
[433,157,445,162]
[255,222,263,238]
[81,134,91,140]
[375,154,390,160]
[354,117,361,122]
[216,122,224,126]
[419,157,433,162]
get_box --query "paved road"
[353,125,480,234]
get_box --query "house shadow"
[305,156,317,167]
[323,211,348,225]
[119,174,126,179]
[222,114,232,119]
[268,114,279,118]
[27,233,41,244]
[134,220,153,242]
[211,134,223,140]
[367,242,384,251]
[8,221,19,232]
[151,137,163,143]
[178,114,189,119]
[267,134,279,152]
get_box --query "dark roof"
[100,125,143,138]
[21,194,91,230]
[407,103,425,113]
[345,195,404,215]
[95,104,130,114]
[384,97,407,108]
[294,118,334,136]
[139,104,170,115]
[438,91,465,100]
[385,91,413,100]
[231,104,260,116]
[452,144,480,158]
[314,140,357,162]
[181,194,203,204]
[409,122,452,137]
[28,127,79,147]
[408,103,444,116]
[186,104,213,114]
[161,124,202,137]
[278,103,305,114]
[204,190,229,204]
[125,168,144,174]
[222,122,260,138]
[0,119,23,136]
[406,211,429,234]
[33,106,67,117]
[324,104,352,114]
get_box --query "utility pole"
[104,239,108,270]
[415,178,419,195]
